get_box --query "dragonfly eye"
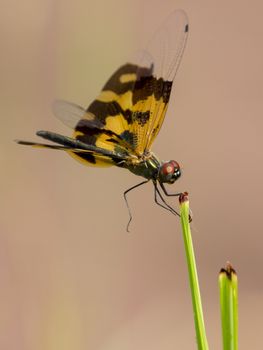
[159,160,181,184]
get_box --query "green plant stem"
[179,193,209,350]
[219,263,238,350]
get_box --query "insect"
[17,10,189,230]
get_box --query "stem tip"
[179,191,189,204]
[220,261,237,279]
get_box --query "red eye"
[159,160,181,184]
[162,162,175,175]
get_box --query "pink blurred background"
[1,0,263,349]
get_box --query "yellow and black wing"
[52,99,136,167]
[128,10,189,154]
[17,99,132,167]
[82,10,189,156]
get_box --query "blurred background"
[1,0,263,349]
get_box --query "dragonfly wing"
[128,10,189,153]
[53,99,138,160]
[88,10,188,156]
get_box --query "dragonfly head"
[158,160,181,184]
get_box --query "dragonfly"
[17,10,189,231]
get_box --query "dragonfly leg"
[159,182,182,197]
[159,182,192,222]
[123,180,149,232]
[154,182,180,217]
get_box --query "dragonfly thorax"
[158,160,181,184]
[124,154,181,184]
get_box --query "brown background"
[1,0,263,349]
